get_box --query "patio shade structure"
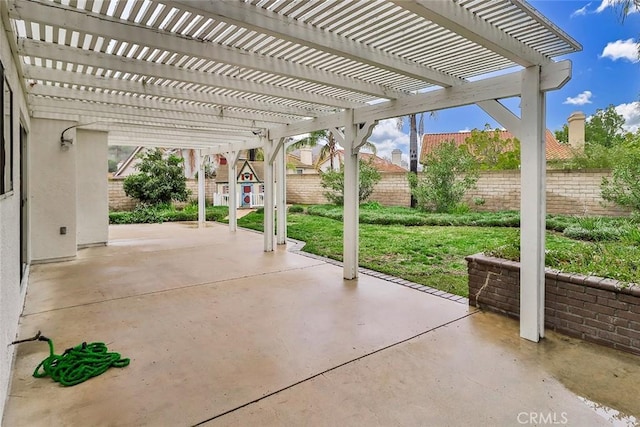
[4,0,581,342]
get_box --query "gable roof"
[317,150,406,173]
[113,146,144,178]
[215,161,264,184]
[359,153,407,173]
[287,153,315,170]
[420,130,573,163]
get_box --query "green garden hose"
[13,331,130,387]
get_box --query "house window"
[222,185,229,194]
[296,168,303,174]
[1,62,13,196]
[259,184,264,193]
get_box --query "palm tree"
[396,113,427,207]
[288,129,376,171]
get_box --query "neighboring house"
[287,153,316,175]
[420,129,574,164]
[316,150,407,173]
[214,160,265,208]
[112,146,144,177]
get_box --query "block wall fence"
[109,169,628,216]
[466,254,640,356]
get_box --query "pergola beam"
[270,60,571,139]
[399,0,551,67]
[24,66,322,118]
[18,39,359,110]
[29,97,269,130]
[29,85,293,125]
[10,0,408,100]
[169,0,461,87]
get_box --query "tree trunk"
[409,114,418,208]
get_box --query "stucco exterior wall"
[0,11,30,422]
[29,118,77,262]
[76,130,108,247]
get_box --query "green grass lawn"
[237,209,621,297]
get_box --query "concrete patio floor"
[3,222,640,426]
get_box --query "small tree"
[601,136,640,211]
[462,124,520,170]
[123,148,190,206]
[409,141,478,212]
[320,159,381,205]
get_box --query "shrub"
[288,205,305,213]
[601,144,640,211]
[410,141,478,212]
[320,159,381,205]
[123,148,190,206]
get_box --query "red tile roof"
[325,150,406,173]
[420,130,573,163]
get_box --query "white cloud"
[615,101,640,133]
[571,3,591,17]
[368,118,410,162]
[596,0,640,13]
[564,91,593,105]
[601,39,640,62]
[458,128,471,133]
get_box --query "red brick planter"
[466,254,640,356]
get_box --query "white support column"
[343,135,359,279]
[227,150,241,232]
[343,111,377,280]
[263,138,276,252]
[276,138,287,245]
[520,65,546,342]
[197,149,205,228]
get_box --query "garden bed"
[466,253,640,356]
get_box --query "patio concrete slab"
[4,223,639,426]
[4,223,471,426]
[204,311,640,426]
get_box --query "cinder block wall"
[467,254,640,356]
[108,178,216,211]
[110,170,628,216]
[464,169,629,216]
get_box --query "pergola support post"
[264,138,283,252]
[342,111,377,280]
[276,138,287,245]
[520,65,546,342]
[227,150,241,232]
[197,149,206,228]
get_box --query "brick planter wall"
[466,254,640,356]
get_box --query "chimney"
[391,149,402,166]
[299,147,313,166]
[567,111,586,151]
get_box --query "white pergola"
[5,0,580,342]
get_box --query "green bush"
[601,143,640,212]
[288,205,305,213]
[123,148,190,206]
[320,159,381,205]
[410,141,478,212]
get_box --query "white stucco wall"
[76,129,108,247]
[29,118,77,262]
[0,9,30,422]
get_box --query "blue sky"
[370,0,640,161]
